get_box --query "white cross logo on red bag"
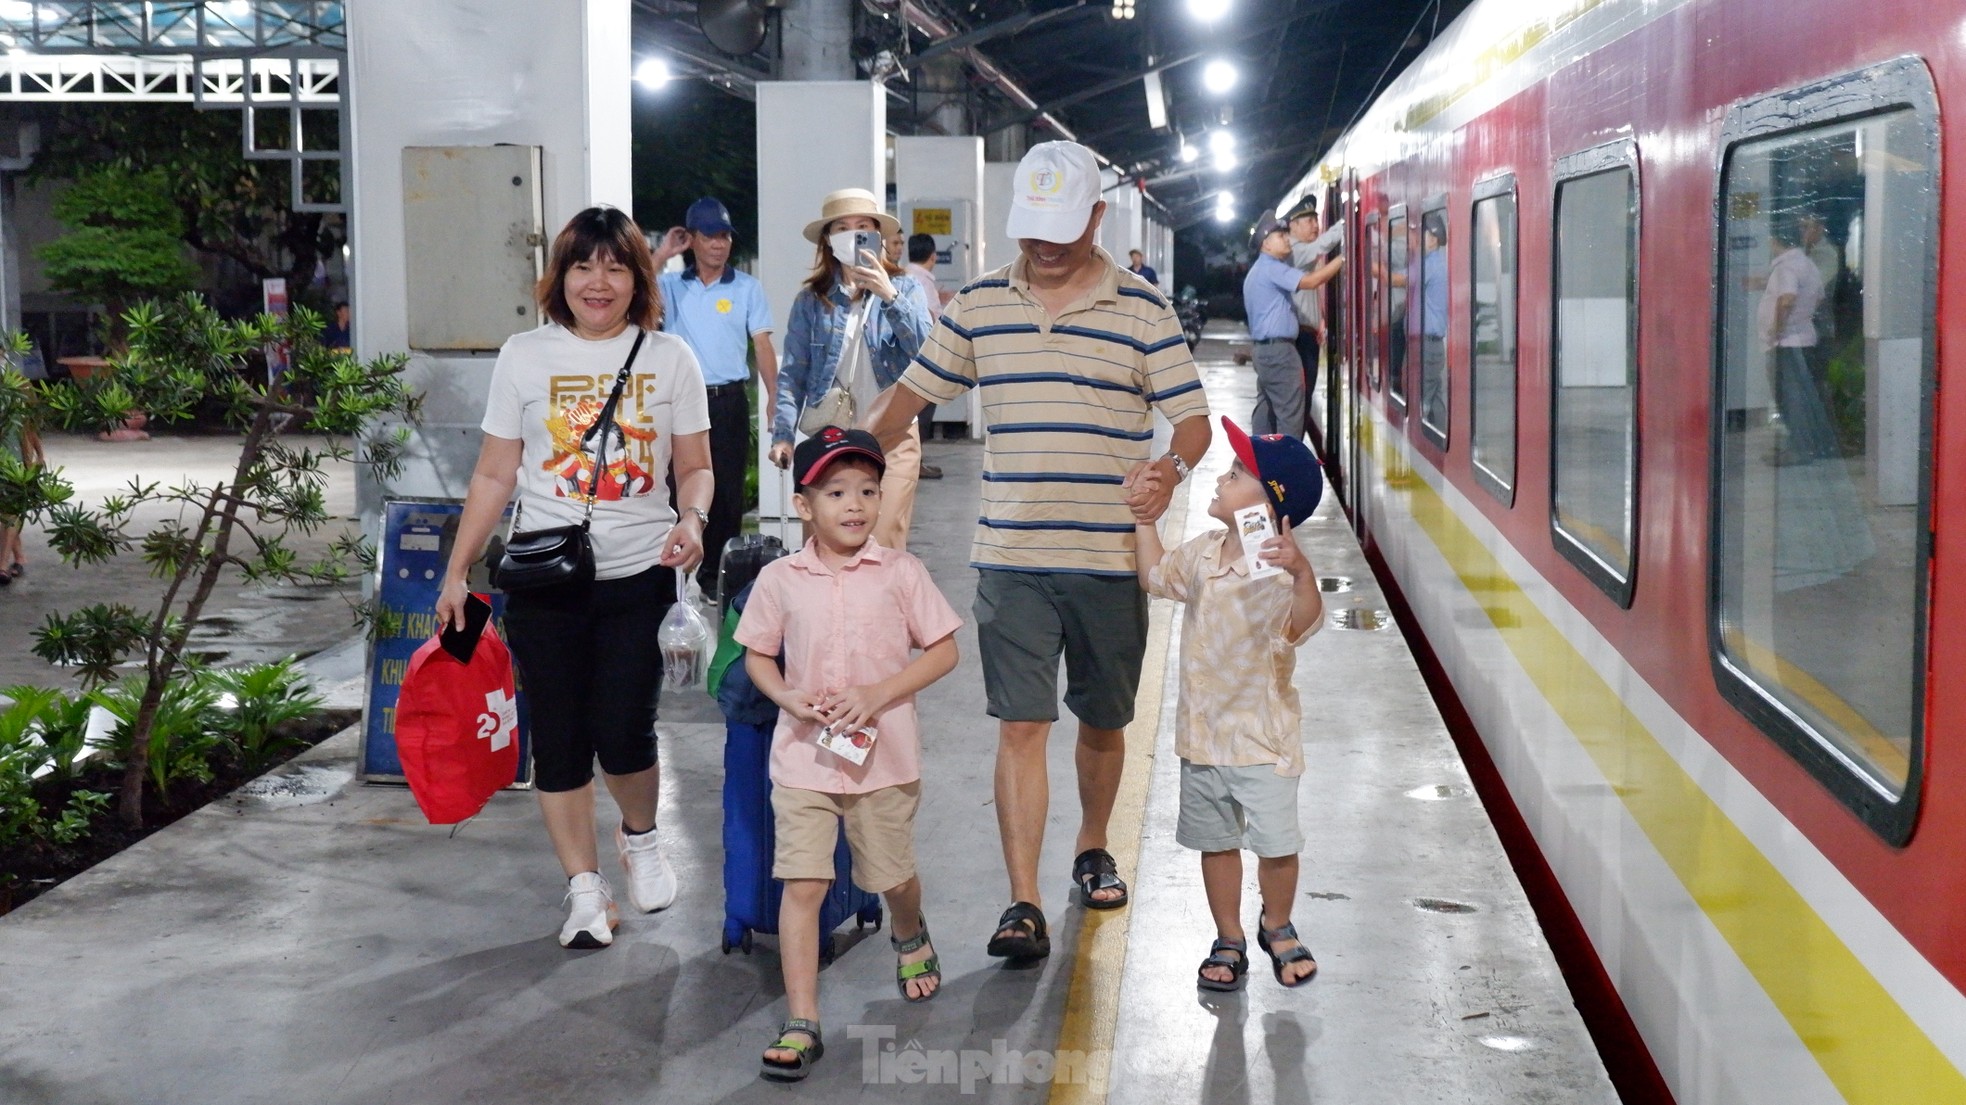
[477,688,516,751]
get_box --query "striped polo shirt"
[899,247,1210,577]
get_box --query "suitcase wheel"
[741,930,754,955]
[720,935,733,955]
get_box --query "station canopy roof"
[637,0,1476,229]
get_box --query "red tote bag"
[394,625,521,825]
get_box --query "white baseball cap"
[1006,141,1102,244]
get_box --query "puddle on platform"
[1414,897,1480,914]
[1316,576,1354,593]
[1478,1035,1540,1053]
[1405,784,1469,801]
[1330,607,1392,631]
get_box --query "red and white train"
[1284,1,1966,1101]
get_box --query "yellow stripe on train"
[1358,413,1966,1103]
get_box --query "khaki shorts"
[771,781,920,894]
[1175,760,1303,858]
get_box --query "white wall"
[754,80,885,533]
[894,134,983,270]
[348,0,632,504]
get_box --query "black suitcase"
[716,533,787,618]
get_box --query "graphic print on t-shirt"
[542,374,666,502]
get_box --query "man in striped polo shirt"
[864,140,1211,961]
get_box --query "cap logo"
[1030,168,1062,195]
[821,426,845,441]
[1268,478,1287,501]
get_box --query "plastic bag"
[659,569,711,692]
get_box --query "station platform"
[0,328,1616,1104]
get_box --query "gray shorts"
[973,569,1148,731]
[1176,760,1303,857]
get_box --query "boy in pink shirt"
[735,426,962,1082]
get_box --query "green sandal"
[892,915,942,1003]
[761,1018,824,1082]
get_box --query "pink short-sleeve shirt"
[734,540,963,794]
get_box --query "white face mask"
[829,229,864,267]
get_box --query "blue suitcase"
[716,582,882,960]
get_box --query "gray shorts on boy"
[1175,760,1303,857]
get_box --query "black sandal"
[892,914,941,1002]
[1071,847,1129,910]
[985,901,1051,959]
[761,1018,824,1082]
[1257,919,1317,988]
[1196,936,1249,992]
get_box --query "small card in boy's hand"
[817,722,878,765]
[1235,504,1285,580]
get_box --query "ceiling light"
[1187,0,1230,22]
[1207,130,1235,154]
[1213,148,1237,172]
[1202,60,1238,95]
[1178,142,1198,164]
[1216,190,1234,205]
[1214,206,1235,223]
[634,57,672,88]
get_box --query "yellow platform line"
[1047,480,1186,1105]
[1361,416,1966,1103]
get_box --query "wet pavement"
[0,432,364,692]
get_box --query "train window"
[1365,212,1383,390]
[1471,175,1518,503]
[1551,140,1640,606]
[1388,207,1409,409]
[1710,57,1938,844]
[1417,197,1449,447]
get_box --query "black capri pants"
[502,563,677,793]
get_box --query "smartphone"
[439,592,493,664]
[849,227,880,263]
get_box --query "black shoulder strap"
[579,328,648,525]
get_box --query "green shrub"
[94,674,225,797]
[0,693,109,852]
[205,657,323,771]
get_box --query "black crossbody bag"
[495,329,647,593]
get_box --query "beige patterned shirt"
[1145,529,1320,776]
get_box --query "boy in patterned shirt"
[1133,417,1325,991]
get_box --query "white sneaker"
[559,872,618,949]
[615,825,678,913]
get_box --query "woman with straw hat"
[770,187,931,551]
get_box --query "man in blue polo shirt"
[654,197,776,595]
[1242,219,1343,436]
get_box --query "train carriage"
[1287,1,1966,1101]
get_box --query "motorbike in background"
[1174,286,1205,348]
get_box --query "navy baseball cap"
[1221,417,1322,529]
[793,426,886,488]
[685,197,735,235]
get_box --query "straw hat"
[801,188,901,244]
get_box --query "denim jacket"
[772,274,930,445]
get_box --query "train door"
[1322,178,1348,509]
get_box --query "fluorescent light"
[1202,60,1238,95]
[1187,0,1230,21]
[1143,71,1167,131]
[634,57,672,89]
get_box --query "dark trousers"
[1294,328,1322,437]
[702,384,750,593]
[503,564,677,792]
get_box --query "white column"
[754,80,885,536]
[348,0,633,507]
[984,160,1018,282]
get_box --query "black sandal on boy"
[760,1019,824,1082]
[1196,937,1250,992]
[1257,919,1318,988]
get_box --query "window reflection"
[1388,212,1409,405]
[1552,166,1638,593]
[1418,207,1449,442]
[1472,188,1518,495]
[1714,109,1929,796]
